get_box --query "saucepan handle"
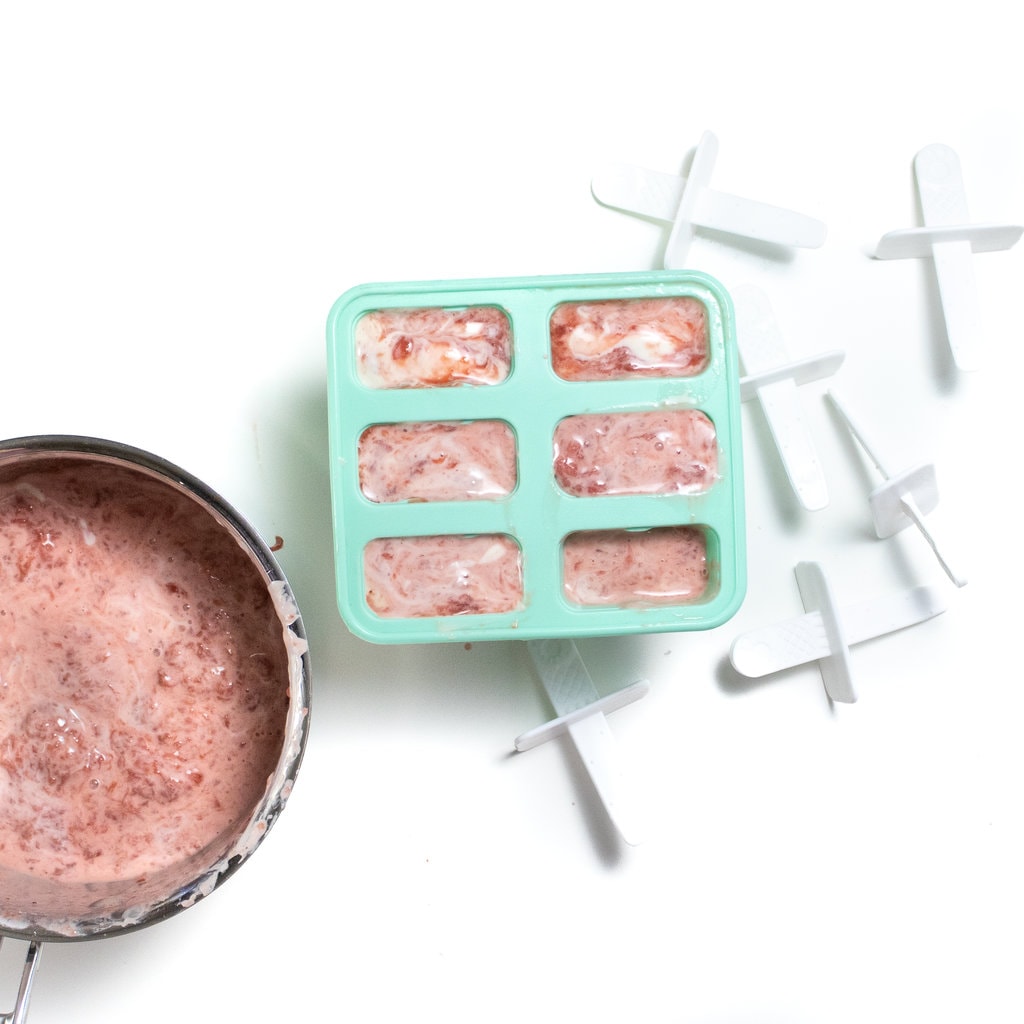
[0,939,42,1024]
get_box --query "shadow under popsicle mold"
[568,633,655,693]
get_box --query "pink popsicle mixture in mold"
[356,306,512,388]
[359,420,517,503]
[553,409,717,497]
[550,296,708,381]
[563,527,709,607]
[0,461,291,885]
[364,534,523,618]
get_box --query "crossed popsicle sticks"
[592,129,827,269]
[515,638,650,847]
[729,561,947,704]
[872,143,1022,372]
[593,132,1021,370]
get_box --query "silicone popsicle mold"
[326,270,745,644]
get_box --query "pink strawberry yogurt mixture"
[550,296,708,381]
[553,409,717,497]
[364,534,523,618]
[562,527,709,607]
[355,305,512,388]
[0,460,291,885]
[358,420,517,503]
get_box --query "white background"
[1,3,1022,1022]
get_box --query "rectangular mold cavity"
[357,420,518,503]
[561,525,715,608]
[354,305,513,388]
[363,533,524,618]
[550,293,710,380]
[552,409,718,497]
[327,269,745,644]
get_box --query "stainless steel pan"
[0,437,311,1023]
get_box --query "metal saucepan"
[0,436,311,1023]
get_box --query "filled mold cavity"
[358,420,518,503]
[549,295,708,381]
[553,409,718,497]
[561,525,715,607]
[355,305,512,388]
[363,534,524,618]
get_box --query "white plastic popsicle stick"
[513,678,650,751]
[730,562,946,703]
[793,561,855,703]
[516,638,650,846]
[734,284,845,511]
[592,131,827,268]
[873,143,1023,372]
[827,390,966,587]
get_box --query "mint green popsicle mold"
[326,269,745,644]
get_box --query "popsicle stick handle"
[898,494,967,588]
[514,679,650,752]
[794,561,857,704]
[827,389,892,479]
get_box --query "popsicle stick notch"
[592,130,827,268]
[515,638,650,846]
[733,284,845,511]
[730,561,947,704]
[827,390,966,588]
[872,143,1023,371]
